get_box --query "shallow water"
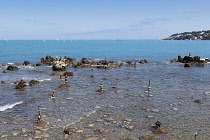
[1,62,210,140]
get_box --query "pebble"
[96,119,103,122]
[76,130,83,133]
[115,90,123,93]
[35,130,42,134]
[151,109,159,112]
[123,118,132,122]
[147,115,155,118]
[173,108,178,110]
[126,125,134,130]
[107,117,114,121]
[22,128,27,133]
[87,138,97,140]
[95,106,101,109]
[88,124,94,127]
[205,91,210,95]
[13,132,19,136]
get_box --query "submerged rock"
[194,99,203,103]
[63,128,73,135]
[59,83,70,88]
[7,65,18,71]
[29,80,40,86]
[63,71,74,77]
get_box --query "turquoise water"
[0,40,210,63]
[1,40,210,139]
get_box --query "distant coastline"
[163,30,210,40]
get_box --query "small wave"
[63,110,96,128]
[38,78,52,82]
[0,101,23,112]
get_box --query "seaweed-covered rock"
[7,65,18,71]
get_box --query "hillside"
[163,30,210,40]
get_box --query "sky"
[0,0,210,40]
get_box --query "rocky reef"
[171,54,209,67]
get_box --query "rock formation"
[7,65,18,71]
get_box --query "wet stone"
[141,135,153,140]
[63,128,73,135]
[95,128,106,134]
[194,99,203,103]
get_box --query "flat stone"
[147,115,154,118]
[13,133,19,136]
[76,130,83,133]
[123,118,132,122]
[88,124,94,127]
[151,109,159,112]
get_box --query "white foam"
[7,63,14,65]
[38,78,51,82]
[0,101,23,112]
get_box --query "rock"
[29,80,40,86]
[76,130,83,133]
[41,55,55,65]
[184,63,191,67]
[23,61,30,66]
[15,78,27,89]
[1,81,9,84]
[123,118,132,122]
[141,135,153,140]
[154,127,167,134]
[88,75,94,78]
[7,65,18,71]
[59,83,70,88]
[14,81,19,84]
[107,118,114,122]
[95,128,106,134]
[35,63,42,67]
[51,91,58,98]
[52,60,68,71]
[194,99,203,103]
[63,128,73,135]
[63,71,74,77]
[126,125,134,130]
[195,61,204,66]
[3,70,8,73]
[139,59,149,64]
[170,59,177,63]
[151,109,160,113]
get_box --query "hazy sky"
[0,0,210,40]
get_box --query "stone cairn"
[37,106,44,124]
[148,80,153,96]
[97,80,104,93]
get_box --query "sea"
[0,40,210,140]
